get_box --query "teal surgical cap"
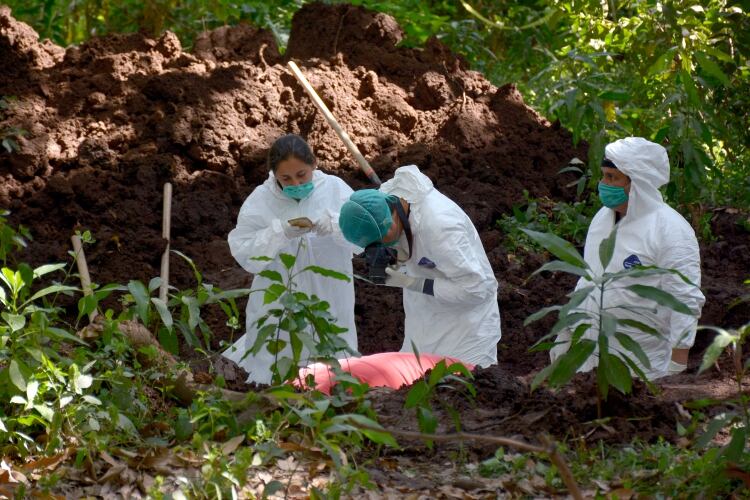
[338,189,395,247]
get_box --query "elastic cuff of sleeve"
[422,279,434,296]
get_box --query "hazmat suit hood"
[604,137,669,220]
[379,164,434,203]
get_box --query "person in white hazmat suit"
[338,164,501,367]
[550,137,705,380]
[223,134,359,384]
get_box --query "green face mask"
[282,181,314,200]
[598,181,629,208]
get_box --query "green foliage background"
[4,0,749,208]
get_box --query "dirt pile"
[0,1,747,383]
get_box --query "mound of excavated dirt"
[0,1,748,391]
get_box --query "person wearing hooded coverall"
[550,137,706,380]
[338,164,501,367]
[223,134,359,384]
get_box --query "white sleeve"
[430,225,497,306]
[228,191,289,274]
[659,232,705,349]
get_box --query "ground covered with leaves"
[1,2,749,498]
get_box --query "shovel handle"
[287,60,381,187]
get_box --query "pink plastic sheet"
[295,352,474,394]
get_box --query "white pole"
[159,182,172,303]
[71,234,96,322]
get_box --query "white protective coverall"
[380,165,501,367]
[223,170,359,384]
[550,137,705,380]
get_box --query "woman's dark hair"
[267,134,315,172]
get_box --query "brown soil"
[1,2,749,447]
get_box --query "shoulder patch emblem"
[417,257,436,269]
[623,254,642,269]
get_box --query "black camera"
[363,244,397,284]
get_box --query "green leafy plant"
[522,228,696,401]
[244,243,356,385]
[403,348,475,443]
[497,190,596,254]
[693,297,749,463]
[117,250,250,355]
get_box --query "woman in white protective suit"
[337,164,501,367]
[550,137,705,380]
[223,134,359,384]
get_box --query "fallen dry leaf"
[221,435,246,455]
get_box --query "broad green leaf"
[417,406,438,435]
[336,414,398,447]
[680,69,700,106]
[127,280,151,325]
[548,339,596,386]
[724,427,747,461]
[9,359,26,391]
[531,260,591,279]
[32,263,66,278]
[46,326,88,345]
[615,332,652,369]
[26,380,39,404]
[627,284,692,315]
[427,360,449,387]
[82,395,101,405]
[598,227,617,270]
[263,283,287,305]
[150,297,173,329]
[34,404,55,422]
[25,284,78,305]
[695,415,729,448]
[698,327,736,374]
[599,352,632,395]
[250,323,278,355]
[263,481,285,498]
[302,265,351,282]
[158,327,179,355]
[250,256,273,262]
[77,294,98,320]
[647,47,677,76]
[279,253,296,270]
[182,296,200,330]
[524,305,561,326]
[148,277,162,292]
[617,318,660,336]
[694,51,729,85]
[550,312,589,336]
[208,288,253,303]
[259,270,284,283]
[560,285,596,317]
[600,312,617,338]
[521,229,587,269]
[3,312,26,332]
[405,380,430,409]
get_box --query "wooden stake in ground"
[71,234,96,322]
[287,60,382,186]
[159,182,172,303]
